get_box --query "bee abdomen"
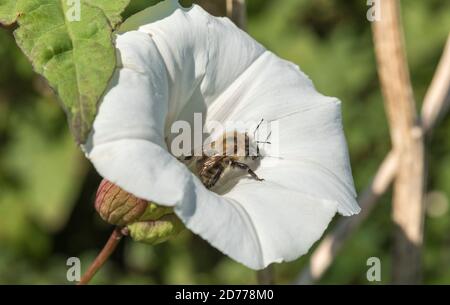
[201,163,226,188]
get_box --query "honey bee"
[181,120,270,189]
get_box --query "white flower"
[82,0,360,270]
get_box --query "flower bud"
[95,179,184,245]
[95,179,148,226]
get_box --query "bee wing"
[202,155,226,169]
[202,147,218,157]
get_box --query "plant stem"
[372,0,425,284]
[78,227,124,285]
[226,0,247,30]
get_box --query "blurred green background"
[1,0,449,284]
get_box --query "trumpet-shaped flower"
[82,0,360,270]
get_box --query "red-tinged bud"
[95,179,148,226]
[94,179,184,245]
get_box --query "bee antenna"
[253,118,264,139]
[265,131,272,142]
[262,155,284,160]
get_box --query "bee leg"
[206,168,223,189]
[231,161,264,182]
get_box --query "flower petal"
[84,3,359,270]
[118,0,180,34]
[175,177,338,270]
[205,52,359,215]
[132,3,265,129]
[83,30,194,206]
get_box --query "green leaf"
[0,0,17,25]
[119,0,171,33]
[0,0,130,143]
[84,0,130,28]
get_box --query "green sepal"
[127,214,184,245]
